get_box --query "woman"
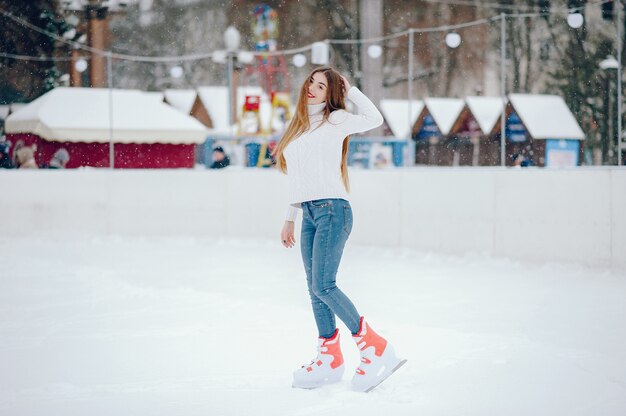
[273,66,406,392]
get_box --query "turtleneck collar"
[307,102,326,116]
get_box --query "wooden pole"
[69,49,82,87]
[87,6,108,88]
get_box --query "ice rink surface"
[1,236,625,416]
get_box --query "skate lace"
[301,345,328,367]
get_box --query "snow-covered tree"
[0,0,70,102]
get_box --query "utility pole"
[500,13,506,167]
[69,49,83,86]
[617,0,623,165]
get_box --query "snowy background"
[1,168,625,415]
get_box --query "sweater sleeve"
[332,86,384,135]
[285,205,299,222]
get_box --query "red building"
[5,87,208,168]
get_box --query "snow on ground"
[1,236,625,416]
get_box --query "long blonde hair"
[272,66,351,192]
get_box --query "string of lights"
[422,0,610,12]
[0,52,73,62]
[0,1,611,63]
[329,16,497,45]
[1,6,494,62]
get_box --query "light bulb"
[567,13,584,29]
[292,53,307,68]
[445,32,461,48]
[367,44,383,59]
[75,58,88,72]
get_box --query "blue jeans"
[300,198,361,338]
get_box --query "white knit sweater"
[283,86,384,221]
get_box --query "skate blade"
[364,359,407,393]
[292,383,318,390]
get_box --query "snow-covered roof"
[0,105,9,120]
[380,99,424,139]
[197,86,232,135]
[508,94,585,140]
[163,89,197,114]
[5,87,209,144]
[423,98,465,135]
[464,96,505,135]
[143,91,165,104]
[10,103,26,114]
[62,0,135,12]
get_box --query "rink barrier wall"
[1,167,624,271]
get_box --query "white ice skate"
[352,317,407,393]
[293,328,345,389]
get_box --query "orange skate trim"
[355,317,387,357]
[321,328,344,370]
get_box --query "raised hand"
[340,74,352,92]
